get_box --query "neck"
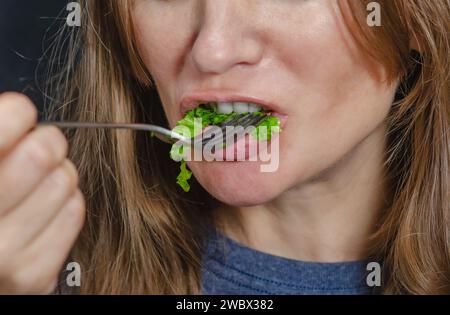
[217,124,389,262]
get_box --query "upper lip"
[180,91,284,117]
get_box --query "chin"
[188,160,286,206]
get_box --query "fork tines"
[200,112,267,147]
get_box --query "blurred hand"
[0,92,85,294]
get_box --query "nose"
[191,1,264,75]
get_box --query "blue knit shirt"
[201,231,374,295]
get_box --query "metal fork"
[39,112,268,148]
[200,113,267,147]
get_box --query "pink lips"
[179,91,288,128]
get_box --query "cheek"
[280,7,374,112]
[285,39,395,183]
[132,9,189,126]
[267,3,396,180]
[132,14,169,80]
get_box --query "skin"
[133,0,399,262]
[0,92,86,293]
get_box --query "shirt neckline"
[204,229,372,291]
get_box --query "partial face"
[132,0,397,206]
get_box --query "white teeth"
[233,102,249,113]
[208,101,264,113]
[217,102,234,114]
[248,103,262,112]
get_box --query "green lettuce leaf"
[251,115,281,141]
[176,160,192,192]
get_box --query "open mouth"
[179,101,278,134]
[170,101,282,193]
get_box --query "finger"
[0,126,68,214]
[0,92,38,158]
[3,190,85,294]
[17,190,85,294]
[0,160,79,249]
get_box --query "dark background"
[0,0,67,112]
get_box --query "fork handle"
[39,121,188,144]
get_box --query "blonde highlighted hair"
[46,0,449,294]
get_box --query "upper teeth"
[209,102,263,114]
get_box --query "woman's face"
[132,0,398,206]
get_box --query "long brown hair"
[343,0,450,293]
[46,0,450,294]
